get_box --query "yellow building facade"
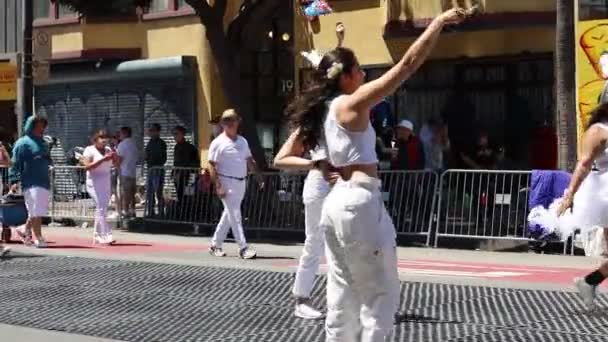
[36,0,558,167]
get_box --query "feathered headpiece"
[300,50,323,68]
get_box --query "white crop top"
[594,123,608,171]
[323,96,378,167]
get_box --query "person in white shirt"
[80,129,118,245]
[207,109,263,260]
[283,8,467,341]
[116,127,139,219]
[274,128,339,320]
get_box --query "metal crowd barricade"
[49,165,121,224]
[143,167,438,239]
[434,169,533,247]
[143,167,308,232]
[379,170,439,244]
[0,165,9,196]
[143,166,222,225]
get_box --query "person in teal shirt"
[9,115,52,248]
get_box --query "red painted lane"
[7,231,205,254]
[276,259,598,286]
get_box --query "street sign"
[33,60,50,86]
[0,63,18,101]
[33,30,51,60]
[33,29,52,85]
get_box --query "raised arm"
[340,9,467,126]
[273,129,315,171]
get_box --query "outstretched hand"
[439,8,468,25]
[556,194,574,218]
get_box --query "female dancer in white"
[285,8,466,340]
[274,127,338,319]
[81,129,118,245]
[558,102,608,309]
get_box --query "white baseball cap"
[396,120,414,131]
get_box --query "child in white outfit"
[81,129,118,245]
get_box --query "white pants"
[211,177,247,249]
[24,187,50,218]
[87,178,112,241]
[293,170,331,298]
[320,177,400,342]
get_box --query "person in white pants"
[208,109,264,260]
[274,129,340,320]
[80,129,118,245]
[284,8,467,341]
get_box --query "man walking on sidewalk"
[9,116,52,248]
[207,109,263,259]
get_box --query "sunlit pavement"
[1,227,607,341]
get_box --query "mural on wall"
[576,2,608,150]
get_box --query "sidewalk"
[3,226,601,291]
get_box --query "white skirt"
[572,170,608,231]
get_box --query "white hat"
[396,120,414,131]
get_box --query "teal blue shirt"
[9,116,52,190]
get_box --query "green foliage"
[52,0,152,16]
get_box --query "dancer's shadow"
[253,256,296,261]
[394,312,458,325]
[0,252,45,261]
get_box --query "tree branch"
[214,0,227,17]
[184,0,210,18]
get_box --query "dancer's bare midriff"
[337,164,378,181]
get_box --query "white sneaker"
[33,239,48,249]
[239,246,257,260]
[0,246,10,258]
[104,235,115,245]
[16,226,33,246]
[209,245,226,257]
[574,277,597,309]
[93,236,107,245]
[294,302,324,320]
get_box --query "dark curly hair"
[588,102,608,130]
[285,47,359,151]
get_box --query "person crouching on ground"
[81,129,118,245]
[9,116,52,248]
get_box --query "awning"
[385,0,556,38]
[42,56,197,85]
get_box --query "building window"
[34,1,79,26]
[148,0,169,12]
[579,0,608,21]
[57,4,77,18]
[34,0,50,19]
[177,0,189,9]
[145,0,190,13]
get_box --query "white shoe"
[0,246,10,258]
[93,235,113,246]
[574,277,597,309]
[104,235,115,245]
[294,302,324,320]
[239,246,257,260]
[16,226,33,246]
[33,238,48,249]
[209,245,226,257]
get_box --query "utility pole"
[17,0,34,134]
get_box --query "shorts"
[24,186,50,218]
[120,176,137,195]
